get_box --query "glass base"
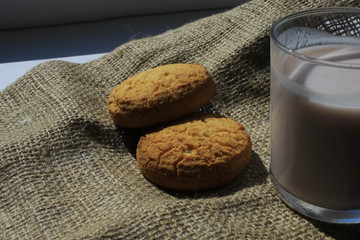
[270,172,360,224]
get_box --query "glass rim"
[270,7,360,69]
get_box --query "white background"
[0,1,246,91]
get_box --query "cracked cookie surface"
[136,113,252,191]
[107,63,215,128]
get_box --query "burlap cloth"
[1,0,360,239]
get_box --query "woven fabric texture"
[1,0,360,239]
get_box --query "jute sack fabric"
[1,0,360,239]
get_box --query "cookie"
[136,113,252,191]
[107,63,216,128]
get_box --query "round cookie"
[136,113,252,191]
[107,63,216,128]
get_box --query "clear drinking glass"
[270,8,360,224]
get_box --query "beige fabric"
[1,0,360,239]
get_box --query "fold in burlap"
[1,0,360,239]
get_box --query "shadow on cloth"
[273,192,360,239]
[307,218,360,240]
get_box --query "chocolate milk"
[271,44,360,210]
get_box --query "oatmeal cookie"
[107,63,215,128]
[136,113,252,191]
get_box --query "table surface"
[0,8,232,91]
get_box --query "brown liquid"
[271,45,360,210]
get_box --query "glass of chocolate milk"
[270,8,360,223]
